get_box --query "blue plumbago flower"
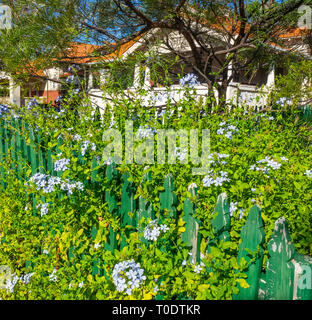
[217,121,239,139]
[136,125,157,139]
[60,179,84,196]
[182,260,187,266]
[27,98,38,110]
[239,208,244,219]
[81,140,97,156]
[276,97,292,106]
[229,202,245,219]
[73,134,82,141]
[249,156,286,176]
[194,264,202,274]
[160,224,169,233]
[5,273,19,294]
[45,176,62,193]
[54,158,70,172]
[208,152,230,167]
[217,153,230,159]
[78,281,84,288]
[43,249,49,255]
[143,219,169,241]
[152,92,169,103]
[179,73,200,87]
[229,202,238,217]
[304,169,312,178]
[91,143,97,151]
[157,109,166,118]
[112,260,146,295]
[36,203,49,217]
[20,272,35,285]
[174,147,188,162]
[109,119,116,128]
[143,219,161,241]
[49,268,58,282]
[0,104,10,118]
[94,243,101,250]
[66,74,79,85]
[55,95,63,104]
[202,170,229,187]
[225,131,233,139]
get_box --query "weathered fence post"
[120,172,136,249]
[182,183,201,264]
[233,205,265,300]
[264,217,295,300]
[205,193,230,273]
[160,173,177,221]
[104,164,119,252]
[137,170,155,223]
[210,193,230,242]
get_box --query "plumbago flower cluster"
[249,156,288,177]
[179,73,200,87]
[216,122,239,139]
[54,158,70,172]
[27,172,84,196]
[143,219,169,241]
[5,272,35,294]
[112,260,146,295]
[203,170,230,187]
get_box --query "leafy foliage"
[0,85,312,299]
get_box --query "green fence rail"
[1,117,312,300]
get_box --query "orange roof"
[62,42,102,64]
[63,26,306,64]
[277,27,308,38]
[62,38,139,64]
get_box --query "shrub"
[0,92,312,299]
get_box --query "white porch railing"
[89,82,269,114]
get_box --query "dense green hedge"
[0,93,312,299]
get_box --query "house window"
[234,67,268,86]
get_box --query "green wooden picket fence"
[1,117,312,300]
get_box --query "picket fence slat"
[182,184,201,264]
[104,164,118,252]
[234,205,265,300]
[160,173,177,220]
[137,170,155,223]
[120,172,136,249]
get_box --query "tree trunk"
[217,83,228,113]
